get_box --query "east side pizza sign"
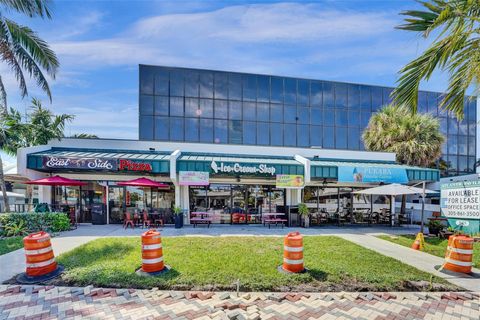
[42,156,153,172]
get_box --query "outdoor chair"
[123,212,134,229]
[142,210,152,228]
[153,210,164,228]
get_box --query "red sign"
[119,159,152,172]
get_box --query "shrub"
[0,212,70,236]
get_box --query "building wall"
[138,65,477,177]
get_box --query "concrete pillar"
[38,186,52,204]
[286,189,302,205]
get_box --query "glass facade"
[139,65,477,176]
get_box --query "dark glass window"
[348,84,360,110]
[169,117,184,141]
[311,108,322,125]
[284,124,296,146]
[371,86,383,111]
[154,116,168,140]
[271,77,284,103]
[360,112,371,128]
[154,96,169,116]
[214,100,228,119]
[323,82,334,108]
[439,118,448,135]
[297,125,309,147]
[360,86,371,112]
[228,101,242,120]
[468,136,476,155]
[310,81,322,107]
[427,92,439,114]
[448,117,458,134]
[170,97,184,117]
[458,156,468,173]
[242,74,257,101]
[257,103,270,122]
[382,87,393,106]
[335,127,347,149]
[448,135,458,154]
[228,73,242,100]
[139,116,153,140]
[468,157,476,172]
[468,121,476,136]
[348,127,360,149]
[229,120,242,144]
[170,70,184,96]
[185,98,199,117]
[199,99,213,118]
[335,110,348,126]
[257,75,270,102]
[324,109,335,125]
[214,72,228,99]
[467,99,476,121]
[310,125,322,147]
[184,71,199,97]
[200,119,213,142]
[284,105,297,123]
[459,121,468,135]
[185,118,199,142]
[199,72,213,98]
[270,123,283,146]
[257,122,269,145]
[139,95,154,115]
[243,121,256,144]
[348,111,360,126]
[458,136,467,155]
[140,69,154,95]
[154,72,169,95]
[284,78,296,105]
[448,155,458,172]
[214,119,228,143]
[323,126,334,148]
[297,107,309,124]
[270,104,283,122]
[297,79,309,105]
[417,91,427,113]
[335,83,347,108]
[243,102,256,121]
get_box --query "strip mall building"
[16,65,478,226]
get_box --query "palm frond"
[0,0,52,19]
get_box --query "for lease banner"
[441,180,480,219]
[276,174,304,188]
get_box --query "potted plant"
[173,206,183,229]
[427,220,443,236]
[298,203,310,228]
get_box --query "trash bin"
[91,204,106,225]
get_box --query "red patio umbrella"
[116,177,169,188]
[25,175,87,186]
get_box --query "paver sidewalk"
[339,234,480,292]
[0,285,479,320]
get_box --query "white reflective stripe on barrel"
[26,258,55,268]
[142,244,162,250]
[445,258,472,267]
[283,258,303,265]
[24,247,53,255]
[447,246,473,255]
[284,245,303,252]
[142,257,164,264]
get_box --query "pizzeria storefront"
[19,140,440,226]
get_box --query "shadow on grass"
[306,268,328,281]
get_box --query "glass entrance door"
[108,186,124,224]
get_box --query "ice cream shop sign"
[42,156,152,172]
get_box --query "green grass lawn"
[377,235,480,269]
[56,236,453,291]
[0,237,24,255]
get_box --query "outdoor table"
[262,212,287,228]
[190,211,213,228]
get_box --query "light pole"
[411,181,427,234]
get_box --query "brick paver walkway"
[0,285,478,320]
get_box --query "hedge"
[0,212,71,237]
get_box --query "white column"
[180,185,190,225]
[38,186,52,204]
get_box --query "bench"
[190,217,212,228]
[264,218,287,229]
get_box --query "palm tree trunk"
[0,155,10,212]
[400,195,406,216]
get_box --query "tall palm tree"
[392,0,480,119]
[362,104,445,167]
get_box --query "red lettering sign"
[118,159,153,172]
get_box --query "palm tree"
[362,104,445,167]
[70,133,99,139]
[0,0,58,113]
[392,0,480,119]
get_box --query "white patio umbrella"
[353,183,436,227]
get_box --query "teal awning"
[310,160,440,182]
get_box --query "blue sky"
[3,0,447,140]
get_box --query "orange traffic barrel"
[443,235,474,273]
[282,232,304,273]
[23,231,57,277]
[141,229,164,273]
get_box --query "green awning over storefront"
[27,148,171,174]
[177,153,304,177]
[310,160,440,182]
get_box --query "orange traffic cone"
[411,239,421,250]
